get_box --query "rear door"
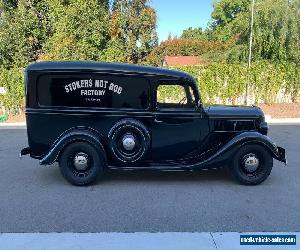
[149,80,205,160]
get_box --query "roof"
[163,56,202,66]
[25,61,194,80]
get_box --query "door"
[149,81,207,160]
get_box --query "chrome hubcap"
[122,134,136,151]
[243,154,260,172]
[73,152,89,171]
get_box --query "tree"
[0,0,19,11]
[42,0,109,61]
[209,0,300,63]
[145,38,227,66]
[181,27,207,40]
[250,0,300,62]
[0,0,48,68]
[208,0,250,41]
[210,0,250,28]
[106,0,158,63]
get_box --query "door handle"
[154,118,163,123]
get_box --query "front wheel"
[230,144,273,185]
[59,141,105,186]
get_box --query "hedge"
[0,68,24,114]
[171,62,300,105]
[0,62,299,113]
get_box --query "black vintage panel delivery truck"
[21,61,286,186]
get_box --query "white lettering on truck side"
[65,79,123,97]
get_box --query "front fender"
[193,132,286,169]
[39,127,107,165]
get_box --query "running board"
[107,164,219,172]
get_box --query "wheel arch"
[234,133,286,163]
[39,126,107,165]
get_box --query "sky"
[152,0,213,42]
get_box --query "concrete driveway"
[0,125,299,232]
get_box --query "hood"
[205,105,265,120]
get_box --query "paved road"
[0,126,299,232]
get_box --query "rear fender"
[39,127,107,165]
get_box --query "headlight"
[259,121,268,135]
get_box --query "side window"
[38,74,150,109]
[156,84,196,110]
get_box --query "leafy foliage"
[171,62,300,105]
[0,0,48,68]
[210,0,250,28]
[209,0,300,63]
[145,38,228,66]
[251,0,300,63]
[181,27,207,40]
[0,67,23,114]
[42,0,109,61]
[207,0,250,42]
[107,0,158,63]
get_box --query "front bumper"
[277,146,287,165]
[20,147,30,158]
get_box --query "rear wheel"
[59,141,105,186]
[230,144,273,185]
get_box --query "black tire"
[108,119,150,164]
[230,144,273,185]
[59,141,105,186]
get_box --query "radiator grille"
[214,120,256,131]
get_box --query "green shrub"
[0,68,24,114]
[0,113,8,123]
[171,62,299,105]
